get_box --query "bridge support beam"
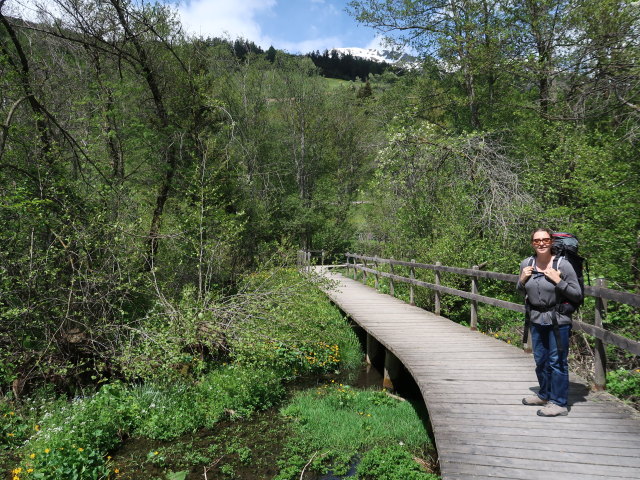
[366,333,383,367]
[383,349,401,392]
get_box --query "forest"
[0,0,639,478]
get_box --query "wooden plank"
[441,463,633,480]
[433,424,640,441]
[439,452,640,477]
[445,444,640,466]
[429,416,640,433]
[434,431,640,449]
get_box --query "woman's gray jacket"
[516,256,583,326]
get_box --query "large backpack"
[550,232,587,312]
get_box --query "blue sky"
[5,0,382,54]
[176,0,383,54]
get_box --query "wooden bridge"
[313,265,640,480]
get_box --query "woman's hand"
[542,268,562,284]
[520,266,534,284]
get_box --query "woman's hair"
[530,228,553,241]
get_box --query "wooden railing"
[344,252,640,390]
[297,249,328,272]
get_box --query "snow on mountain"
[330,47,419,68]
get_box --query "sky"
[175,0,383,54]
[3,0,383,55]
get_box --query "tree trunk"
[110,0,178,266]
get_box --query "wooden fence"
[340,252,640,391]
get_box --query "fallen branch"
[300,451,318,480]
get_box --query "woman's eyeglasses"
[532,238,552,246]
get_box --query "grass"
[323,77,357,90]
[276,382,438,479]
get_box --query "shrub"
[229,269,362,379]
[606,368,640,406]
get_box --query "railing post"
[389,257,395,297]
[410,259,415,305]
[362,257,368,284]
[374,258,379,289]
[594,278,607,390]
[434,261,441,316]
[470,265,479,331]
[353,255,358,280]
[321,250,325,266]
[306,251,311,274]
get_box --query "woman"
[517,228,582,417]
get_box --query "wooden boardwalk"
[316,268,640,480]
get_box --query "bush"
[229,269,362,379]
[606,368,640,406]
[12,383,133,479]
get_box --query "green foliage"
[165,471,188,480]
[229,269,362,379]
[277,383,433,477]
[606,369,640,405]
[0,405,30,450]
[8,365,284,479]
[3,266,363,479]
[357,444,438,480]
[10,383,131,479]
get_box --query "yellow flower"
[114,468,120,474]
[34,425,40,431]
[153,451,159,455]
[7,433,15,437]
[78,448,84,452]
[12,468,22,474]
[27,469,33,473]
[12,476,19,480]
[29,453,36,459]
[44,448,51,454]
[107,456,112,460]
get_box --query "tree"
[348,0,509,130]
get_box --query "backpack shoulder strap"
[528,256,535,268]
[553,256,561,270]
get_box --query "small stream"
[109,326,433,480]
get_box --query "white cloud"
[177,0,276,46]
[366,36,390,51]
[4,0,63,22]
[278,36,344,54]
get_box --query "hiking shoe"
[537,403,568,417]
[522,395,547,406]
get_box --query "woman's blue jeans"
[530,323,571,407]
